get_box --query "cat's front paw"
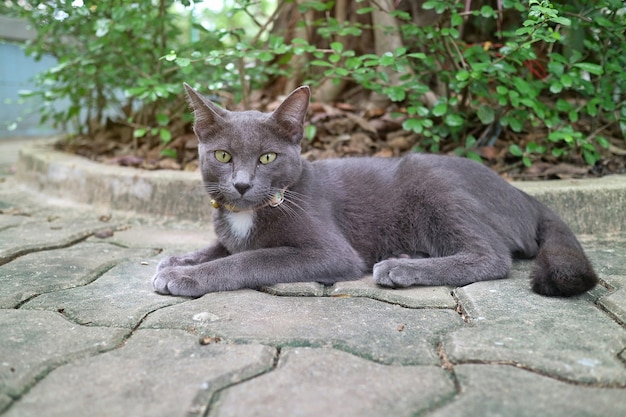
[152,267,207,297]
[373,259,416,288]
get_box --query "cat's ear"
[183,83,228,132]
[270,86,310,143]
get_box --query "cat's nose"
[234,182,251,195]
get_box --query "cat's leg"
[156,242,230,272]
[373,248,511,288]
[153,246,365,297]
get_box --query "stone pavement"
[1,138,625,417]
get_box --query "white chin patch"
[226,211,255,240]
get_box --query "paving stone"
[446,271,626,384]
[597,274,626,326]
[329,275,456,308]
[106,225,215,251]
[142,290,463,365]
[584,240,626,276]
[0,393,11,414]
[0,309,127,398]
[21,257,185,328]
[0,215,27,232]
[210,347,455,417]
[0,216,114,263]
[0,242,155,308]
[4,329,275,417]
[424,364,626,417]
[261,281,326,297]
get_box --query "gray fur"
[152,84,598,297]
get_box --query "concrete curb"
[15,142,626,233]
[16,142,212,221]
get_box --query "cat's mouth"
[211,189,285,212]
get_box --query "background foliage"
[4,0,626,172]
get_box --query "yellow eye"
[259,152,277,165]
[214,150,232,163]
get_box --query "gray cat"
[152,84,598,297]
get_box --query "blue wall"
[0,17,63,138]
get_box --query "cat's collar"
[210,189,286,212]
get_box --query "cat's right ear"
[183,83,228,132]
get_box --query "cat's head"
[184,83,310,211]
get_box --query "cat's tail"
[530,208,598,296]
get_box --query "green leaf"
[345,57,361,70]
[526,142,546,154]
[597,136,610,149]
[156,114,169,126]
[330,42,344,53]
[159,128,172,143]
[512,77,532,96]
[164,51,177,62]
[560,73,573,88]
[574,62,604,76]
[394,47,407,57]
[257,51,274,62]
[175,58,190,67]
[384,86,406,102]
[550,16,571,26]
[549,81,563,94]
[582,148,599,165]
[509,144,524,156]
[466,150,483,163]
[432,103,447,117]
[379,53,395,66]
[477,106,495,124]
[509,117,524,132]
[451,12,463,26]
[480,5,494,18]
[403,118,423,133]
[445,113,464,127]
[338,27,362,36]
[456,70,470,81]
[160,148,177,159]
[586,99,600,116]
[304,124,316,141]
[133,128,147,138]
[311,60,333,67]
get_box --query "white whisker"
[270,188,309,220]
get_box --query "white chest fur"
[225,211,255,240]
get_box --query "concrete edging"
[16,143,212,221]
[15,142,626,232]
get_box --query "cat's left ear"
[270,86,310,143]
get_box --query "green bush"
[6,0,278,156]
[7,0,626,167]
[280,0,625,166]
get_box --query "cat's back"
[310,153,498,189]
[312,156,401,185]
[309,152,536,227]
